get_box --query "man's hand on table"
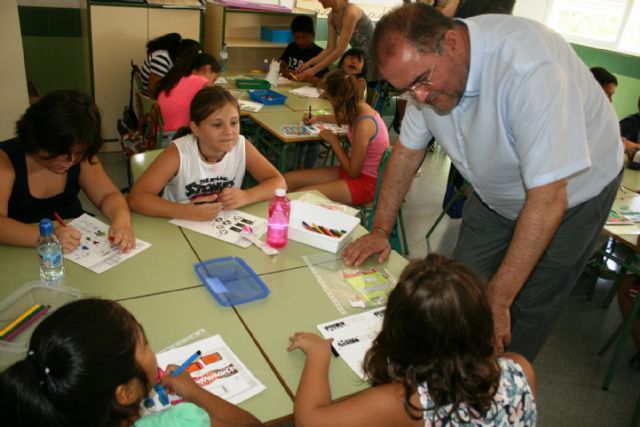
[342,228,391,266]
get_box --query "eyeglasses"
[408,55,439,97]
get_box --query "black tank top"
[1,138,83,223]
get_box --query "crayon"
[317,225,335,237]
[0,304,43,337]
[172,350,202,377]
[2,305,50,342]
[53,211,67,227]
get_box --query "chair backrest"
[135,91,164,150]
[129,148,163,184]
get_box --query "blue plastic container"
[194,257,269,306]
[260,26,293,43]
[248,89,287,105]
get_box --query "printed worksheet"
[155,335,266,405]
[290,86,323,98]
[170,210,267,248]
[64,214,151,274]
[317,308,385,379]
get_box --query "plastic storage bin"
[194,257,269,306]
[260,26,293,43]
[235,79,271,89]
[248,89,287,105]
[288,200,360,253]
[0,281,82,368]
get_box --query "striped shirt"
[141,50,173,96]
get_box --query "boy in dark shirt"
[280,15,327,81]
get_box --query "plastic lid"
[275,188,286,197]
[193,257,269,306]
[39,218,53,236]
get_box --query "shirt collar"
[454,18,483,98]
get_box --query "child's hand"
[302,113,317,125]
[159,364,200,401]
[55,225,81,253]
[218,188,251,210]
[296,69,314,81]
[287,332,333,356]
[186,195,221,221]
[109,219,136,253]
[319,129,339,145]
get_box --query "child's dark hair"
[155,52,220,98]
[175,39,201,62]
[190,86,239,126]
[291,15,315,34]
[146,32,181,57]
[0,299,149,427]
[363,254,500,422]
[16,90,103,162]
[590,66,618,87]
[321,69,361,126]
[338,48,368,78]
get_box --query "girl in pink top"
[156,52,220,132]
[284,69,390,205]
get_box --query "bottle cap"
[39,218,54,236]
[275,188,286,197]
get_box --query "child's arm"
[297,8,359,80]
[296,15,338,75]
[287,332,418,427]
[325,115,377,178]
[218,141,285,210]
[303,113,336,125]
[160,366,263,427]
[127,144,221,220]
[79,157,136,252]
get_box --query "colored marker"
[0,304,43,337]
[172,350,202,377]
[53,211,67,227]
[2,305,50,342]
[153,383,170,406]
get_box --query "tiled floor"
[94,139,638,425]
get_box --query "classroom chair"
[598,269,640,390]
[586,240,636,307]
[357,147,408,255]
[129,148,164,185]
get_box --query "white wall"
[0,1,29,140]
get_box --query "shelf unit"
[204,1,315,71]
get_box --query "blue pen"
[172,350,202,377]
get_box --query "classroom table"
[120,286,293,424]
[622,165,640,193]
[234,251,409,399]
[0,213,199,301]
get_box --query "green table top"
[247,110,325,143]
[233,251,409,399]
[120,286,293,423]
[0,214,199,301]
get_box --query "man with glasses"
[343,3,623,361]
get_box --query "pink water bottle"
[267,188,290,248]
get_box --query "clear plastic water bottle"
[267,188,290,248]
[37,218,65,284]
[220,43,228,72]
[262,58,270,74]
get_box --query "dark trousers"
[454,170,622,361]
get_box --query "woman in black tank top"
[0,90,136,253]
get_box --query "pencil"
[0,304,43,337]
[308,105,312,122]
[53,211,67,227]
[2,305,50,342]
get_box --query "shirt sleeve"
[398,99,434,150]
[149,51,172,77]
[508,61,591,189]
[135,403,210,427]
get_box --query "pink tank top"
[347,111,390,178]
[158,74,209,132]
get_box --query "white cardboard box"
[288,200,361,253]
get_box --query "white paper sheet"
[317,308,385,379]
[63,214,151,274]
[170,209,267,248]
[156,334,266,405]
[238,99,264,112]
[215,76,228,84]
[290,86,323,98]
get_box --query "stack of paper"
[290,86,323,98]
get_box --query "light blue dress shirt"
[400,15,623,220]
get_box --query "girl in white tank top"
[128,86,285,221]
